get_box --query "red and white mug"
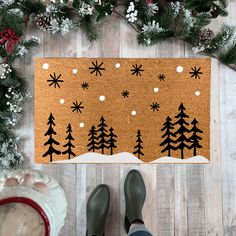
[0,169,67,236]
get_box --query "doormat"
[34,58,210,164]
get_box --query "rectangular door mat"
[34,58,211,164]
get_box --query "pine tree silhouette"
[43,113,61,162]
[108,127,117,155]
[189,118,203,156]
[87,125,99,152]
[133,129,144,159]
[97,116,109,154]
[160,116,176,156]
[62,123,76,159]
[174,103,191,159]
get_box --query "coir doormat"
[34,58,210,164]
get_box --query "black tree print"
[160,116,176,156]
[174,103,191,159]
[97,116,109,154]
[189,119,203,156]
[62,123,76,159]
[43,113,61,162]
[133,129,144,159]
[107,127,117,155]
[87,125,99,152]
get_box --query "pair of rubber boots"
[86,170,146,236]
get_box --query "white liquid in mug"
[0,203,45,236]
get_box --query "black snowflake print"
[158,73,166,81]
[47,73,64,88]
[89,60,105,76]
[71,101,84,113]
[81,82,89,89]
[189,66,203,79]
[121,90,129,98]
[131,64,144,76]
[150,102,160,111]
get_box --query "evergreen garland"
[0,0,235,171]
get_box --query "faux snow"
[52,152,209,164]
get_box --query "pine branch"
[219,42,236,66]
[16,0,46,15]
[185,13,211,44]
[79,16,98,42]
[203,25,234,54]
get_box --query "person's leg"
[124,170,153,236]
[86,184,110,236]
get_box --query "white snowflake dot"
[72,69,78,74]
[60,99,65,104]
[154,87,159,93]
[43,63,49,70]
[195,91,200,96]
[115,63,121,68]
[131,110,137,116]
[79,122,85,128]
[99,95,106,101]
[176,66,183,73]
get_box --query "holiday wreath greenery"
[0,0,235,171]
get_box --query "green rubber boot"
[86,184,110,236]
[124,169,146,233]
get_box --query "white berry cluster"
[79,2,94,17]
[126,2,138,23]
[5,88,30,126]
[0,63,12,80]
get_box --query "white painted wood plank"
[140,164,158,235]
[156,165,175,236]
[76,164,87,235]
[59,164,76,236]
[186,166,206,236]
[174,165,188,236]
[219,2,236,236]
[204,58,223,235]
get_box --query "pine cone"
[194,28,214,46]
[35,13,51,31]
[210,5,220,18]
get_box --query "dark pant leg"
[130,231,153,236]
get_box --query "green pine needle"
[220,42,236,65]
[204,25,234,53]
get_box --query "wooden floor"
[19,1,236,235]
